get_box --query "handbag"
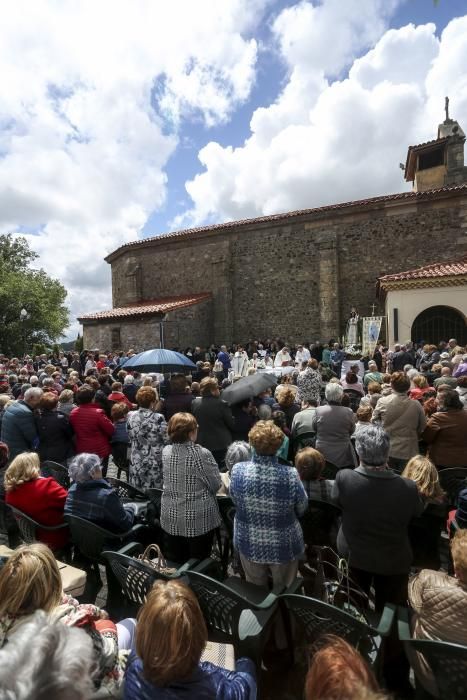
[125,544,178,599]
[133,544,177,576]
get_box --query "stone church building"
[79,110,467,350]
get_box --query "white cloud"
[0,0,266,337]
[179,8,467,228]
[273,0,399,77]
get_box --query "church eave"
[105,184,467,264]
[376,275,467,300]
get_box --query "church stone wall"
[106,192,467,346]
[82,298,213,353]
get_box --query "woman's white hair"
[325,382,344,403]
[123,374,135,384]
[225,441,251,472]
[355,424,390,467]
[24,387,43,402]
[68,453,101,483]
[0,611,96,700]
[257,404,272,420]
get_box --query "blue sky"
[144,0,467,237]
[0,0,466,337]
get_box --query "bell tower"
[404,97,467,192]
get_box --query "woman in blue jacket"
[124,580,256,700]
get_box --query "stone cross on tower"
[445,96,450,122]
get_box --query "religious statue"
[345,308,359,346]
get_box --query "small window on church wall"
[111,328,121,350]
[418,148,444,171]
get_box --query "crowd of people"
[0,335,465,699]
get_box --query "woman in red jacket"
[70,385,114,472]
[4,452,68,551]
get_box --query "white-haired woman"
[218,440,252,496]
[311,383,356,469]
[64,453,135,533]
[123,374,138,404]
[0,612,96,700]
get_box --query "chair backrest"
[111,443,129,468]
[398,606,467,699]
[412,640,467,699]
[217,496,235,540]
[439,469,467,508]
[282,593,380,661]
[102,550,168,606]
[343,389,361,413]
[300,499,341,548]
[106,477,147,501]
[41,460,70,489]
[0,498,10,534]
[65,514,120,561]
[322,462,338,479]
[186,570,255,643]
[146,488,163,517]
[8,506,38,544]
[293,431,316,450]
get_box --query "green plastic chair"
[106,477,148,502]
[8,504,71,560]
[64,514,146,581]
[41,460,70,489]
[398,606,467,700]
[216,496,236,575]
[281,590,395,675]
[102,549,196,615]
[186,559,282,668]
[299,499,341,549]
[439,468,467,508]
[322,461,338,479]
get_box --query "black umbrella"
[221,373,277,405]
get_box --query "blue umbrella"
[121,349,197,374]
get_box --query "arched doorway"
[411,305,467,345]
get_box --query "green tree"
[75,333,84,353]
[0,234,69,356]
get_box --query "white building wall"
[385,285,467,347]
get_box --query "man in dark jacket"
[392,345,415,371]
[332,423,423,609]
[1,387,43,461]
[162,374,193,421]
[332,424,423,695]
[36,392,74,465]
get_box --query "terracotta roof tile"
[407,136,450,153]
[78,293,212,322]
[378,256,467,283]
[106,183,467,262]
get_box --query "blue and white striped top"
[230,454,307,564]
